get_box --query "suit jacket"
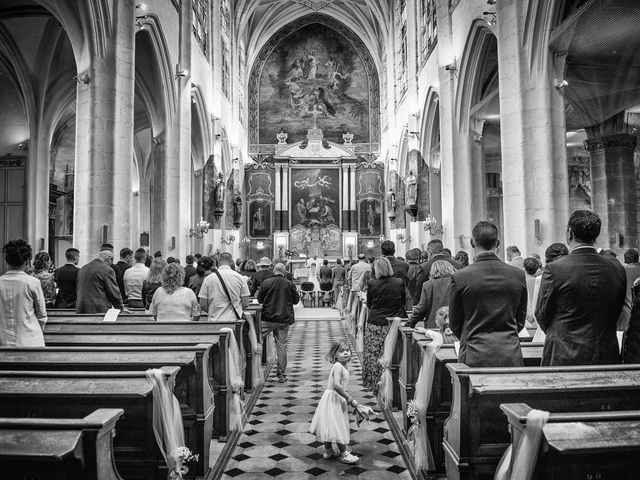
[76,259,123,313]
[535,247,626,366]
[113,261,129,302]
[407,276,451,329]
[366,276,407,326]
[618,263,640,330]
[415,255,461,302]
[449,252,526,367]
[407,262,421,304]
[386,256,410,285]
[183,264,197,287]
[53,264,79,309]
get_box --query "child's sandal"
[340,451,359,464]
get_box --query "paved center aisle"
[221,308,411,479]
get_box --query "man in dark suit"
[536,210,626,366]
[76,248,124,313]
[381,240,409,284]
[414,239,461,304]
[449,221,527,367]
[54,247,80,308]
[114,247,132,302]
[184,254,197,287]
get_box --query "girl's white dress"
[309,362,350,444]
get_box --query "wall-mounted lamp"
[17,143,28,151]
[221,231,236,245]
[366,240,375,252]
[378,235,386,243]
[483,11,497,26]
[74,73,90,85]
[256,241,265,251]
[189,218,209,238]
[170,236,176,250]
[424,214,444,235]
[554,79,569,91]
[175,63,189,79]
[444,58,457,73]
[152,137,162,145]
[396,232,410,244]
[534,218,542,245]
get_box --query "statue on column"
[213,173,225,215]
[233,191,243,228]
[405,171,417,206]
[386,187,396,221]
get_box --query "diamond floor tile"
[218,308,411,479]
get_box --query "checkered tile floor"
[220,309,411,479]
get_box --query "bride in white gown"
[308,262,321,291]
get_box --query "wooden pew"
[42,328,234,440]
[501,403,640,479]
[399,332,544,477]
[0,408,125,480]
[0,346,214,478]
[0,368,180,480]
[444,364,640,480]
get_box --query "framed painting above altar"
[290,167,341,228]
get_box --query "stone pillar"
[495,0,569,256]
[349,165,357,230]
[74,0,135,265]
[161,0,192,261]
[274,164,282,231]
[281,167,289,231]
[584,133,638,252]
[27,134,51,250]
[342,165,349,228]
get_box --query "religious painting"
[290,167,340,228]
[258,23,370,145]
[249,199,271,238]
[359,199,382,236]
[203,156,223,226]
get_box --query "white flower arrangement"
[169,447,199,479]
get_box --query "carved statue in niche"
[405,170,417,205]
[64,165,74,235]
[213,173,225,214]
[233,191,243,227]
[386,187,396,213]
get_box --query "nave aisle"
[217,310,412,479]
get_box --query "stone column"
[74,0,135,264]
[349,165,357,230]
[496,0,569,256]
[584,133,638,252]
[342,165,350,228]
[281,167,289,231]
[274,164,282,230]
[161,0,192,261]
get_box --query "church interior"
[2,0,640,479]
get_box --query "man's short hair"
[273,263,286,275]
[219,252,234,266]
[506,246,521,256]
[568,210,601,244]
[134,248,147,263]
[472,221,499,250]
[119,248,133,259]
[154,250,162,258]
[427,239,444,255]
[624,249,639,264]
[380,240,396,256]
[544,242,569,264]
[323,259,329,265]
[100,243,114,252]
[523,257,540,276]
[166,257,176,264]
[186,255,194,264]
[65,248,80,262]
[358,253,365,260]
[443,248,451,259]
[336,259,342,265]
[194,253,202,260]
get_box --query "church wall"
[0,76,28,155]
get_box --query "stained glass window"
[192,0,209,54]
[395,0,408,100]
[420,0,437,64]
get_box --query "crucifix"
[311,104,321,129]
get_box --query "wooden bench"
[501,403,640,479]
[398,331,544,476]
[0,367,179,480]
[0,408,125,480]
[444,364,640,480]
[0,346,214,478]
[42,328,235,440]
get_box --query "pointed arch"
[420,88,441,171]
[190,85,212,172]
[455,20,498,133]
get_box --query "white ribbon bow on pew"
[378,317,402,408]
[408,329,443,471]
[356,300,367,353]
[145,369,194,479]
[220,327,246,432]
[246,316,264,389]
[494,408,550,480]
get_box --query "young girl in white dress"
[309,339,360,464]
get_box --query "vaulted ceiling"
[235,0,392,69]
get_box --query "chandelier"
[423,214,443,235]
[189,218,209,238]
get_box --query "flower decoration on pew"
[169,446,199,479]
